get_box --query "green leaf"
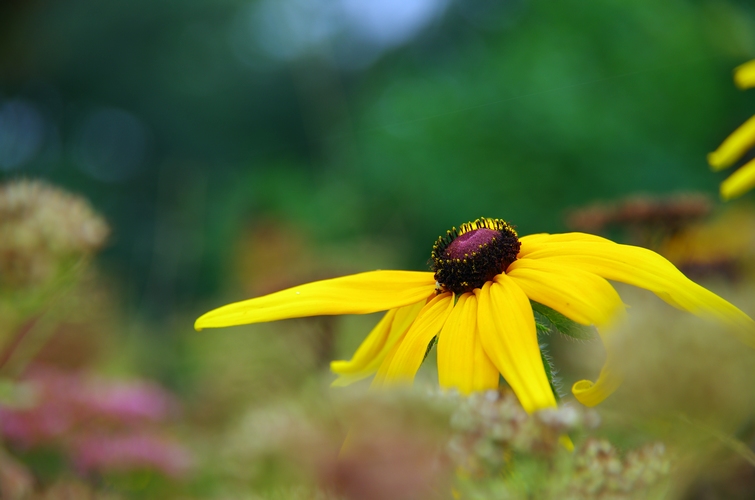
[533,311,551,337]
[540,349,562,403]
[530,301,597,341]
[422,335,437,364]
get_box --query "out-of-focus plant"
[0,365,192,480]
[567,194,755,282]
[0,179,110,377]
[208,388,452,500]
[566,193,713,250]
[201,384,676,500]
[449,390,671,500]
[659,204,755,281]
[0,180,108,291]
[0,448,34,499]
[0,180,195,498]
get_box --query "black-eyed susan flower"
[709,59,755,200]
[195,218,754,413]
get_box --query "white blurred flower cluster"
[0,180,109,288]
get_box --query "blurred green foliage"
[1,0,755,312]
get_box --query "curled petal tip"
[571,379,603,407]
[572,370,622,407]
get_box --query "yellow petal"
[508,258,626,328]
[331,300,426,386]
[721,158,755,201]
[333,309,395,375]
[571,355,623,407]
[734,59,755,90]
[707,114,755,171]
[476,278,557,413]
[195,271,436,330]
[509,257,626,406]
[523,240,755,405]
[437,293,499,394]
[523,241,755,346]
[376,292,453,387]
[518,232,611,259]
[370,334,404,389]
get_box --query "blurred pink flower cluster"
[0,365,192,478]
[74,434,192,478]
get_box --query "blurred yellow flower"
[195,218,754,412]
[708,60,755,200]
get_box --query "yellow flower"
[195,218,754,413]
[708,59,755,200]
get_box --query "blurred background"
[2,0,755,498]
[3,0,755,311]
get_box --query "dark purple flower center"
[430,218,520,295]
[444,228,500,260]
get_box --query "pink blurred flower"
[73,433,193,478]
[0,365,179,446]
[78,378,178,423]
[0,364,192,479]
[0,403,76,447]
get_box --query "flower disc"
[431,218,520,294]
